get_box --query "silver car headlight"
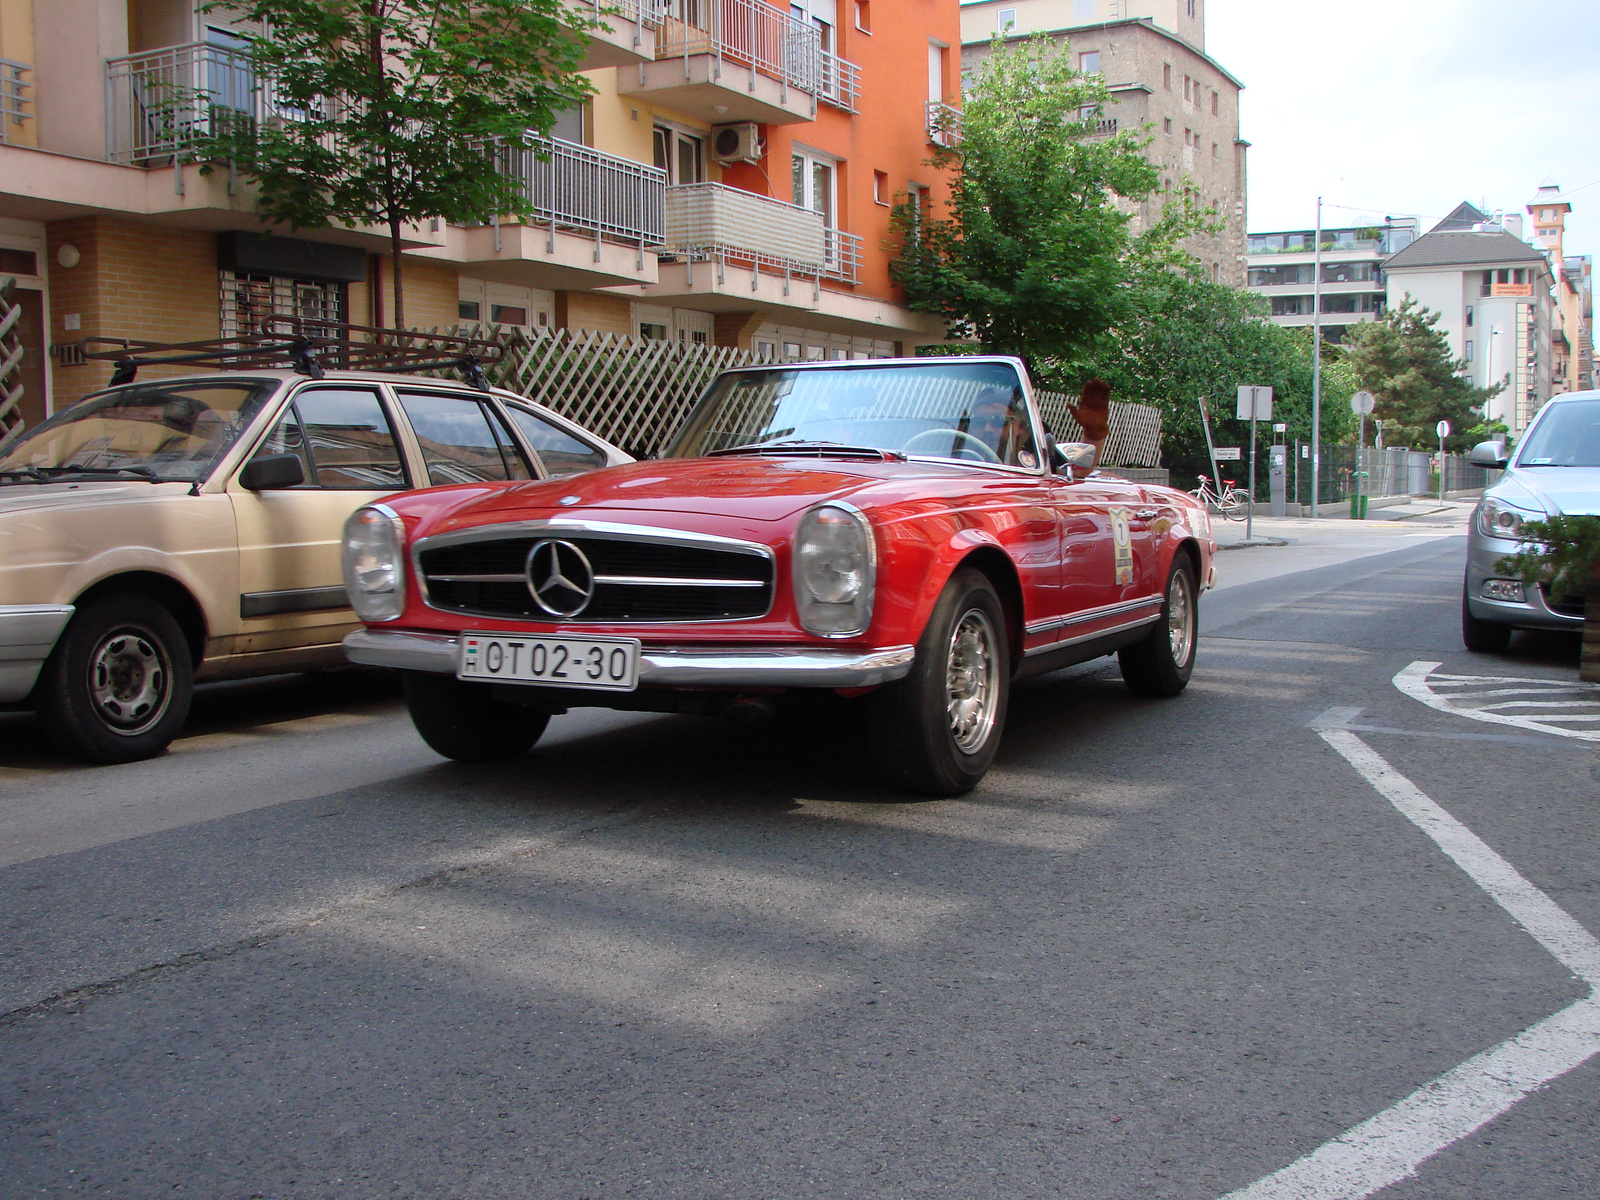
[793,503,876,637]
[341,504,407,622]
[1477,496,1543,540]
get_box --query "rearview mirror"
[239,452,306,491]
[1467,440,1508,469]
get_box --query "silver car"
[1462,388,1600,650]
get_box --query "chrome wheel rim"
[87,626,171,735]
[1167,571,1195,666]
[946,607,1000,755]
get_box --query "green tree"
[1340,296,1501,452]
[1053,264,1355,486]
[889,34,1204,371]
[188,0,596,328]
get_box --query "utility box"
[1268,444,1287,516]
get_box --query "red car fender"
[870,520,1023,660]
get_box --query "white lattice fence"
[475,327,1164,466]
[0,276,26,445]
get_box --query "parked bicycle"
[1191,474,1252,520]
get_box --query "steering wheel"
[901,427,1002,463]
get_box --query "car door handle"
[1135,509,1159,521]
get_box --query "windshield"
[664,361,1040,468]
[1515,398,1600,468]
[0,380,279,484]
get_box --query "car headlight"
[341,504,407,622]
[793,503,876,637]
[1477,496,1543,540]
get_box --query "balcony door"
[792,146,838,268]
[653,125,704,186]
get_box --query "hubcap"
[945,607,999,755]
[1167,572,1194,666]
[87,627,171,735]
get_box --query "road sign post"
[1237,386,1273,540]
[1437,419,1451,501]
[1351,391,1375,519]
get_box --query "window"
[1211,142,1218,158]
[398,391,532,486]
[1466,305,1474,327]
[792,147,839,263]
[873,170,889,206]
[928,41,947,103]
[1212,92,1219,115]
[220,270,345,339]
[905,183,928,242]
[503,403,608,479]
[1163,118,1172,136]
[1183,75,1192,102]
[653,124,704,185]
[258,388,406,490]
[1187,0,1196,14]
[459,280,552,330]
[1079,51,1100,74]
[1164,63,1172,89]
[1465,341,1474,362]
[997,7,1016,32]
[854,1,870,32]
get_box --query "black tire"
[402,671,550,762]
[868,568,1010,797]
[1119,557,1198,697]
[1461,581,1513,652]
[37,593,194,764]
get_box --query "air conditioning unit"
[713,122,764,165]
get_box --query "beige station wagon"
[0,365,630,763]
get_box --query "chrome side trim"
[0,604,76,703]
[343,629,916,688]
[1024,594,1163,637]
[414,518,774,559]
[1022,613,1161,657]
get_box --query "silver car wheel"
[1167,568,1195,666]
[87,626,172,735]
[946,606,1000,755]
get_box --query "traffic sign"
[1237,385,1273,420]
[1214,447,1242,461]
[1272,423,1287,433]
[1436,420,1451,439]
[1351,390,1375,415]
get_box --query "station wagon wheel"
[1118,557,1198,697]
[402,671,551,762]
[869,568,1010,797]
[37,594,195,764]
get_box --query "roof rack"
[82,317,505,391]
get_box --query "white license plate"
[458,632,640,691]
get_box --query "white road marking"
[1394,661,1600,741]
[1220,716,1600,1200]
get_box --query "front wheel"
[1220,490,1251,521]
[868,569,1010,797]
[37,593,195,764]
[402,671,550,762]
[1119,558,1198,697]
[1461,582,1512,652]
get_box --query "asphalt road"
[1,519,1595,1200]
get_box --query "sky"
[1205,0,1600,260]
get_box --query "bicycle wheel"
[1220,489,1251,520]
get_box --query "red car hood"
[419,456,950,533]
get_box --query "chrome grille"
[418,533,774,623]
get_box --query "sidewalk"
[1212,499,1474,551]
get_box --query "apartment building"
[959,0,1247,287]
[1527,181,1595,395]
[1381,207,1556,435]
[0,0,955,422]
[1244,217,1419,344]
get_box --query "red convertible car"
[342,357,1214,795]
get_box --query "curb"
[1216,537,1289,551]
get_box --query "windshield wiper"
[33,464,164,482]
[708,439,905,461]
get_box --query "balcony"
[926,101,962,148]
[1,58,32,145]
[565,0,660,70]
[620,0,858,126]
[641,182,861,311]
[438,136,667,289]
[105,42,296,164]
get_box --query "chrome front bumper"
[343,628,917,689]
[0,605,74,703]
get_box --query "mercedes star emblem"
[526,540,596,617]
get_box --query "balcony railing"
[497,135,666,248]
[569,0,664,29]
[1,57,32,144]
[926,101,962,147]
[663,182,860,286]
[657,0,858,111]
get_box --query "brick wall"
[559,290,631,337]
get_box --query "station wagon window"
[254,388,406,490]
[396,391,532,486]
[502,403,609,478]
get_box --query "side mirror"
[1053,441,1098,474]
[239,452,306,491]
[1467,440,1509,469]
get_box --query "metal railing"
[926,101,962,147]
[568,0,664,30]
[498,135,667,248]
[656,0,858,111]
[663,182,859,285]
[106,41,280,162]
[1,57,32,144]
